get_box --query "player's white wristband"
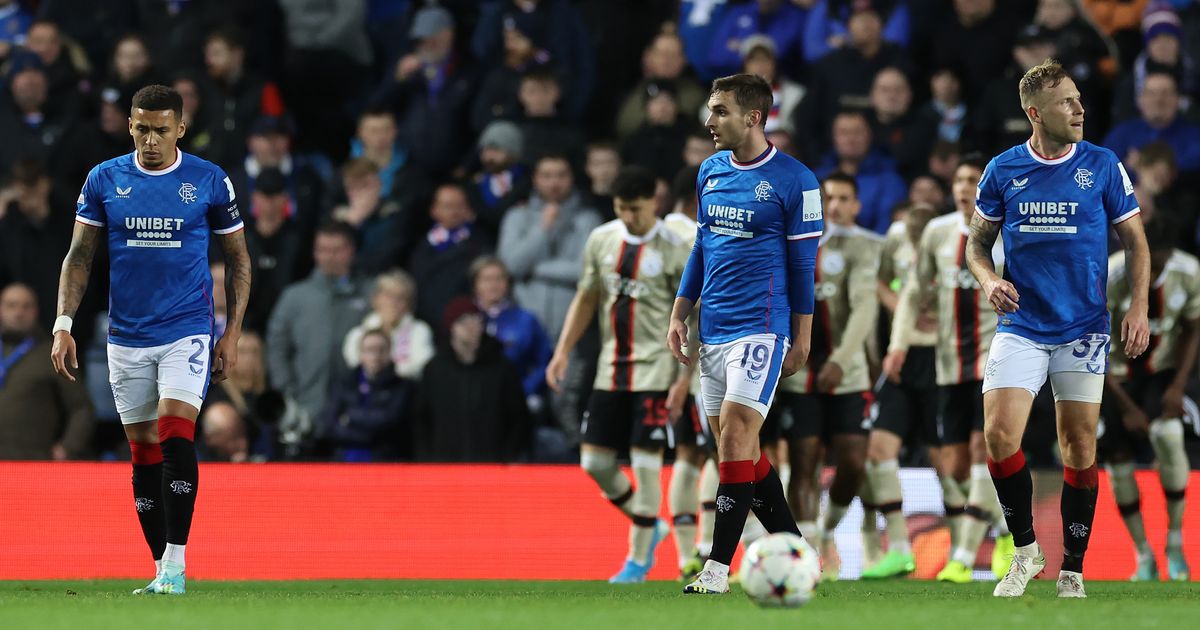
[52,315,73,335]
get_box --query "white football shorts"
[982,332,1108,403]
[698,333,789,419]
[108,335,212,424]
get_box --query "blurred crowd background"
[3,0,1200,465]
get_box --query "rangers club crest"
[754,180,773,202]
[170,480,194,494]
[1068,522,1090,538]
[179,182,198,204]
[1074,168,1094,190]
[134,497,155,513]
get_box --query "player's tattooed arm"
[56,221,101,318]
[218,229,253,334]
[966,214,1019,314]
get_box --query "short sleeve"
[786,167,823,241]
[577,231,602,293]
[974,159,1003,223]
[208,169,244,234]
[75,166,106,227]
[1105,154,1140,225]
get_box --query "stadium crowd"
[1,0,1199,466]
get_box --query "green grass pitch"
[1,580,1196,630]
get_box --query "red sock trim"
[1064,464,1099,489]
[987,450,1026,479]
[158,416,195,442]
[719,460,756,484]
[754,455,771,483]
[129,442,163,465]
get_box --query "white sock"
[822,502,850,535]
[1168,529,1184,549]
[698,458,718,556]
[669,459,701,566]
[629,450,664,565]
[1015,541,1040,558]
[163,543,185,567]
[951,546,976,566]
[702,559,730,577]
[797,520,820,545]
[1107,461,1151,553]
[154,559,162,574]
[581,450,634,517]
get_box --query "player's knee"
[580,447,618,478]
[1058,432,1096,468]
[983,422,1020,457]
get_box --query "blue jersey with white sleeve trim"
[975,140,1139,344]
[76,149,244,347]
[678,145,824,345]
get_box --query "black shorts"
[762,395,788,444]
[873,346,939,447]
[780,391,869,443]
[938,381,984,445]
[672,393,711,449]
[1099,370,1176,459]
[583,390,671,451]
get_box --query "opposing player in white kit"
[966,61,1150,598]
[666,73,823,595]
[52,85,251,595]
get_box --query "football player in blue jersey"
[666,73,824,595]
[51,85,251,595]
[966,60,1150,598]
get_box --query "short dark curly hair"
[131,84,183,119]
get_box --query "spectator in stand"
[1105,71,1200,175]
[200,333,273,462]
[466,120,529,239]
[172,72,214,159]
[471,256,553,401]
[61,85,131,190]
[682,128,716,166]
[277,0,373,161]
[343,270,435,380]
[0,0,31,60]
[24,20,89,108]
[678,0,733,81]
[407,182,494,329]
[470,7,555,133]
[584,141,621,217]
[472,0,595,122]
[972,23,1056,157]
[800,4,912,155]
[1035,0,1114,126]
[347,108,406,201]
[740,35,804,142]
[370,4,476,179]
[1130,142,1199,237]
[621,81,690,181]
[803,0,911,64]
[414,297,530,462]
[1081,0,1153,70]
[319,328,413,462]
[868,66,928,178]
[267,221,372,421]
[330,158,405,275]
[498,153,601,340]
[815,109,907,234]
[228,114,331,263]
[105,33,157,95]
[36,0,137,74]
[0,57,74,175]
[930,0,1024,104]
[907,173,949,213]
[0,160,73,330]
[0,283,93,460]
[615,28,706,140]
[1114,3,1198,123]
[201,26,278,171]
[707,0,808,79]
[243,167,304,334]
[516,67,585,169]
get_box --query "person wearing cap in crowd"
[740,33,804,142]
[243,166,304,334]
[467,120,529,237]
[371,2,476,179]
[472,0,594,122]
[1112,2,1198,123]
[616,28,706,140]
[621,80,692,182]
[972,22,1058,157]
[413,296,531,462]
[799,2,912,156]
[707,0,808,79]
[803,0,911,64]
[1105,69,1200,175]
[228,114,330,257]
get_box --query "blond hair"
[1019,59,1070,109]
